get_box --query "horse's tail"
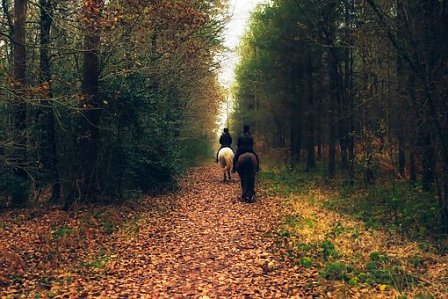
[237,153,257,201]
[224,154,233,171]
[218,148,234,171]
[238,153,257,174]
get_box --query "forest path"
[104,164,309,298]
[0,165,312,298]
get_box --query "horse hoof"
[242,196,254,203]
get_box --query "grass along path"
[260,168,448,298]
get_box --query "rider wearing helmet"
[215,127,233,162]
[232,125,260,172]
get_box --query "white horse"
[217,147,234,182]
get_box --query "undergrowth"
[260,164,448,296]
[260,165,445,243]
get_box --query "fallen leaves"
[0,165,312,297]
[279,189,448,298]
[3,164,444,297]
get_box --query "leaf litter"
[1,165,447,298]
[1,165,313,298]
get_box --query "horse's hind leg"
[241,176,249,201]
[247,175,255,202]
[249,175,255,194]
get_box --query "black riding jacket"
[237,132,254,153]
[219,132,232,148]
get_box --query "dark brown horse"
[236,152,258,202]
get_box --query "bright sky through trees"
[219,0,269,88]
[216,0,269,132]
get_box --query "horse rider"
[232,124,260,172]
[215,127,233,162]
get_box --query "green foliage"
[414,293,435,299]
[52,225,73,239]
[279,230,292,238]
[81,254,110,269]
[320,262,350,281]
[348,276,359,285]
[317,255,418,291]
[320,240,338,261]
[232,0,448,232]
[300,256,313,268]
[352,252,419,290]
[296,242,317,253]
[285,214,301,226]
[0,164,30,207]
[327,180,441,238]
[178,135,214,169]
[0,0,225,207]
[101,221,116,234]
[231,0,319,150]
[293,239,339,264]
[90,210,118,234]
[408,256,424,268]
[284,214,316,229]
[94,72,185,197]
[369,252,390,264]
[263,165,430,292]
[357,267,418,290]
[259,167,321,197]
[330,222,346,237]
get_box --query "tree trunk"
[439,0,448,233]
[327,50,338,178]
[11,0,29,205]
[367,0,448,230]
[39,0,60,201]
[409,148,416,185]
[324,1,338,178]
[344,0,355,181]
[306,50,315,171]
[408,73,418,186]
[420,129,435,192]
[396,0,406,178]
[78,0,102,202]
[441,156,448,232]
[398,133,405,176]
[328,70,337,178]
[290,104,301,166]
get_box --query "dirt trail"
[0,166,314,298]
[106,165,306,298]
